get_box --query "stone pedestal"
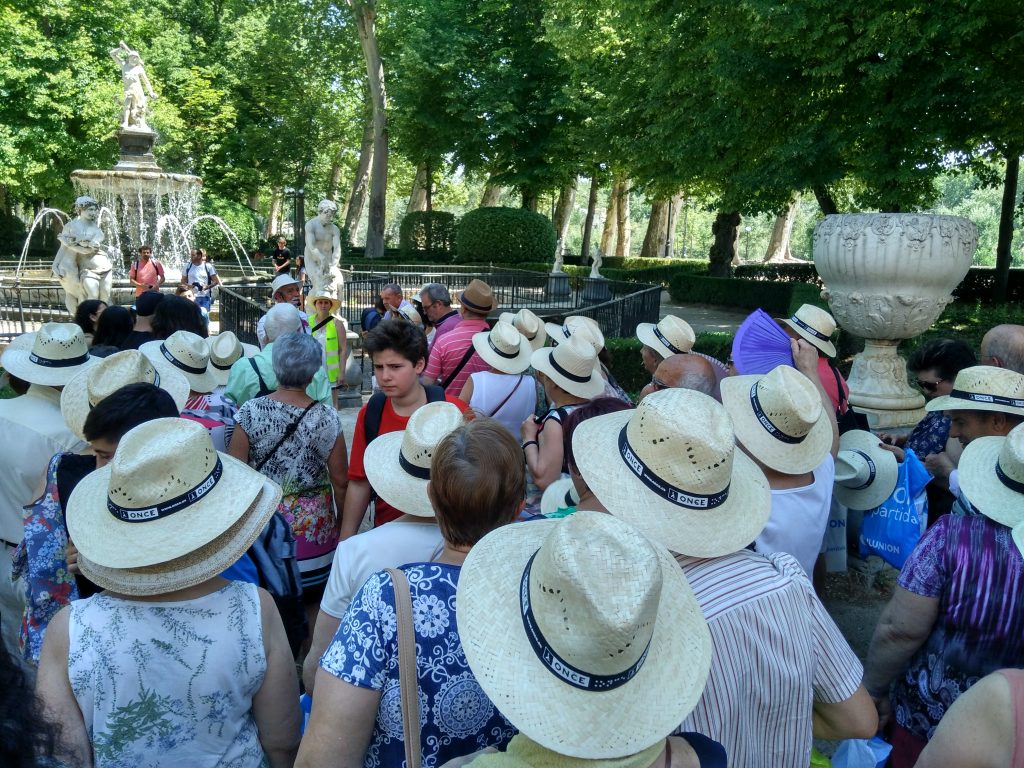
[583,277,611,303]
[115,129,160,171]
[546,272,571,298]
[846,339,925,429]
[338,351,363,409]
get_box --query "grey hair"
[983,325,1024,374]
[420,283,451,305]
[381,282,403,296]
[675,367,716,396]
[263,303,302,342]
[273,333,323,387]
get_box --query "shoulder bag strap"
[386,567,422,768]
[253,401,318,471]
[829,362,847,409]
[249,357,273,396]
[311,316,333,334]
[487,375,524,418]
[440,345,478,390]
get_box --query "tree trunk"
[599,181,619,256]
[327,145,346,202]
[265,188,282,239]
[349,0,388,259]
[813,185,838,216]
[521,191,538,212]
[580,176,599,266]
[552,180,577,259]
[246,190,259,211]
[614,181,631,258]
[480,181,504,207]
[344,116,374,239]
[640,198,670,258]
[408,161,429,213]
[764,196,799,262]
[0,184,9,217]
[994,154,1021,302]
[665,194,683,259]
[709,211,740,278]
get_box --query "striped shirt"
[677,549,863,768]
[422,317,490,395]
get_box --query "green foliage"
[0,212,27,259]
[669,273,822,316]
[398,211,457,261]
[456,207,556,264]
[605,333,732,399]
[193,194,259,263]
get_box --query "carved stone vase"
[813,213,977,428]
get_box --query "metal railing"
[218,287,266,347]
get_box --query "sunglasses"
[650,376,670,391]
[916,377,944,392]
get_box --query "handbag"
[387,567,422,768]
[859,448,930,569]
[830,364,870,434]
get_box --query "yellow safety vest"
[308,312,342,385]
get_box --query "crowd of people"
[2,269,1024,768]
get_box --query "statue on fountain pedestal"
[52,196,113,316]
[589,249,603,279]
[304,199,344,300]
[110,41,158,132]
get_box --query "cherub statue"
[589,249,604,279]
[304,199,344,300]
[110,41,158,131]
[53,197,113,316]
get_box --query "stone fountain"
[813,213,978,429]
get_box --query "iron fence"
[0,283,141,339]
[217,286,265,347]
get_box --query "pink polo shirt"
[422,317,490,395]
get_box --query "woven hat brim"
[208,341,259,386]
[76,480,281,596]
[67,450,269,568]
[539,477,578,515]
[472,332,533,375]
[523,324,547,351]
[782,319,836,357]
[926,394,1024,418]
[530,348,605,400]
[60,363,190,442]
[958,435,1024,529]
[363,431,435,518]
[720,374,834,475]
[543,322,569,345]
[140,340,219,394]
[574,410,771,557]
[457,519,712,759]
[832,431,899,511]
[1,345,98,386]
[636,323,692,358]
[308,296,341,313]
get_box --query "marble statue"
[552,252,565,274]
[110,41,157,131]
[589,249,603,279]
[52,196,114,315]
[304,199,344,299]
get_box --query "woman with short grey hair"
[229,332,348,622]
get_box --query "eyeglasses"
[916,377,944,392]
[650,376,670,391]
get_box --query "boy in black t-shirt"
[271,236,292,276]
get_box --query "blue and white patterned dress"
[320,563,516,768]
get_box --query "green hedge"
[398,211,457,261]
[669,273,824,316]
[195,195,260,263]
[605,333,733,399]
[456,207,556,264]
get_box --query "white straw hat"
[531,335,605,400]
[574,388,770,557]
[958,424,1024,532]
[397,303,423,325]
[501,309,547,351]
[720,365,833,475]
[458,511,711,759]
[307,293,341,314]
[545,315,605,354]
[925,366,1024,417]
[141,331,218,394]
[540,477,580,515]
[271,273,300,296]
[207,332,260,386]
[637,316,696,358]
[833,430,899,511]
[61,350,190,441]
[782,304,837,357]
[1,323,97,386]
[66,418,281,595]
[363,402,465,517]
[472,321,533,375]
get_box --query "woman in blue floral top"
[297,417,525,768]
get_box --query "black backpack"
[248,512,307,656]
[363,384,446,444]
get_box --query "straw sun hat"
[363,401,465,518]
[307,293,341,314]
[66,418,281,596]
[720,365,833,475]
[925,365,1024,417]
[539,476,580,515]
[636,315,696,359]
[531,335,605,400]
[61,350,190,441]
[782,304,837,357]
[958,424,1024,537]
[833,429,899,511]
[206,332,259,386]
[458,511,711,759]
[545,315,605,354]
[574,388,770,558]
[459,278,495,314]
[500,309,547,351]
[141,331,218,394]
[472,320,533,375]
[1,322,97,386]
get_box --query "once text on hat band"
[789,314,831,342]
[107,458,223,523]
[653,326,684,355]
[29,351,89,368]
[749,383,806,445]
[617,426,730,510]
[949,389,1024,410]
[161,343,208,376]
[847,450,877,490]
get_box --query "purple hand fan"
[732,308,794,374]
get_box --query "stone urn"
[813,213,977,429]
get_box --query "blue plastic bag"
[831,736,892,768]
[859,448,931,569]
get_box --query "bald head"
[639,353,717,401]
[981,325,1024,374]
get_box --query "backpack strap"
[424,384,445,403]
[439,345,477,390]
[249,357,274,397]
[363,391,388,445]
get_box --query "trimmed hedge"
[456,207,556,264]
[669,273,824,316]
[605,333,733,399]
[399,211,457,261]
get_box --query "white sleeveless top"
[68,581,268,768]
[468,371,538,436]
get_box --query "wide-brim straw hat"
[472,321,533,374]
[308,293,341,314]
[782,304,837,357]
[926,365,1024,417]
[545,316,605,354]
[1,323,97,386]
[363,402,465,518]
[833,429,899,511]
[958,424,1024,532]
[397,304,423,325]
[207,332,259,386]
[141,330,218,393]
[531,335,605,400]
[637,315,696,358]
[459,278,495,314]
[270,273,300,295]
[501,309,547,351]
[61,350,190,441]
[458,511,711,759]
[540,477,580,515]
[575,388,770,557]
[720,365,833,475]
[67,418,281,596]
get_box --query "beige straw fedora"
[66,418,281,595]
[530,335,605,400]
[833,430,899,511]
[539,476,580,515]
[720,365,833,475]
[545,315,605,354]
[574,388,770,558]
[925,366,1024,417]
[397,303,423,325]
[636,315,696,358]
[141,331,218,394]
[207,332,259,386]
[459,279,495,314]
[472,321,533,375]
[458,511,711,759]
[1,323,97,386]
[270,273,300,296]
[363,401,465,518]
[958,424,1024,532]
[501,309,547,351]
[307,293,341,314]
[782,304,837,357]
[61,350,190,441]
